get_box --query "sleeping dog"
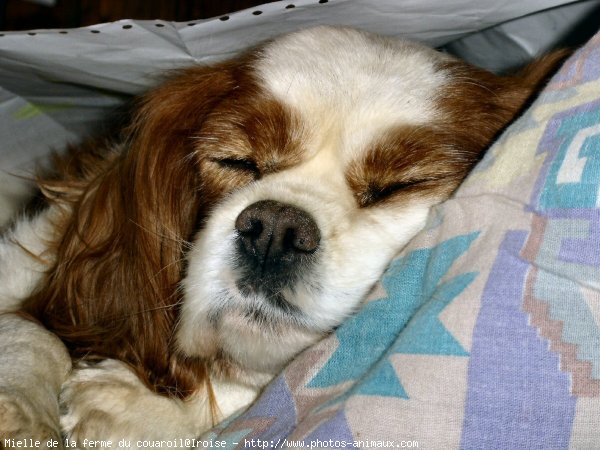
[0,26,565,445]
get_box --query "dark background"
[0,0,269,31]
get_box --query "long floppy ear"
[438,50,570,163]
[23,63,238,398]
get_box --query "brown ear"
[23,63,238,398]
[438,49,570,162]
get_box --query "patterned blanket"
[205,32,600,449]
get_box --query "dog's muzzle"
[234,200,320,299]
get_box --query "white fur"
[255,26,447,163]
[0,205,73,443]
[0,315,71,444]
[60,360,258,445]
[0,205,64,312]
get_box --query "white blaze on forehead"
[254,26,448,164]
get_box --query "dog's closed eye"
[361,180,426,206]
[212,157,261,178]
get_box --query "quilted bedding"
[204,32,600,449]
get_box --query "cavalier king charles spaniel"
[0,26,565,445]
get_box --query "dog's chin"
[219,296,326,375]
[235,282,303,320]
[176,277,327,378]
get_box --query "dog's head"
[27,27,565,396]
[175,27,565,377]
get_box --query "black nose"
[235,200,320,279]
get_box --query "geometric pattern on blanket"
[306,232,477,398]
[205,31,600,450]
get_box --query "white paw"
[59,360,211,449]
[0,314,71,446]
[0,390,63,448]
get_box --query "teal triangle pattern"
[355,359,409,398]
[307,232,479,399]
[392,272,475,356]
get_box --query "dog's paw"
[60,360,211,449]
[0,391,63,448]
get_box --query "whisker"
[114,300,184,322]
[128,219,193,251]
[154,256,188,278]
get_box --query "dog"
[0,26,566,445]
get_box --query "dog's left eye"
[363,180,423,206]
[212,158,260,177]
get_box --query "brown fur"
[22,62,242,399]
[347,50,569,207]
[196,86,305,195]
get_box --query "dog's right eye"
[212,158,260,177]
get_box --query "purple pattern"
[460,231,576,450]
[304,409,354,445]
[550,36,600,86]
[241,376,297,439]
